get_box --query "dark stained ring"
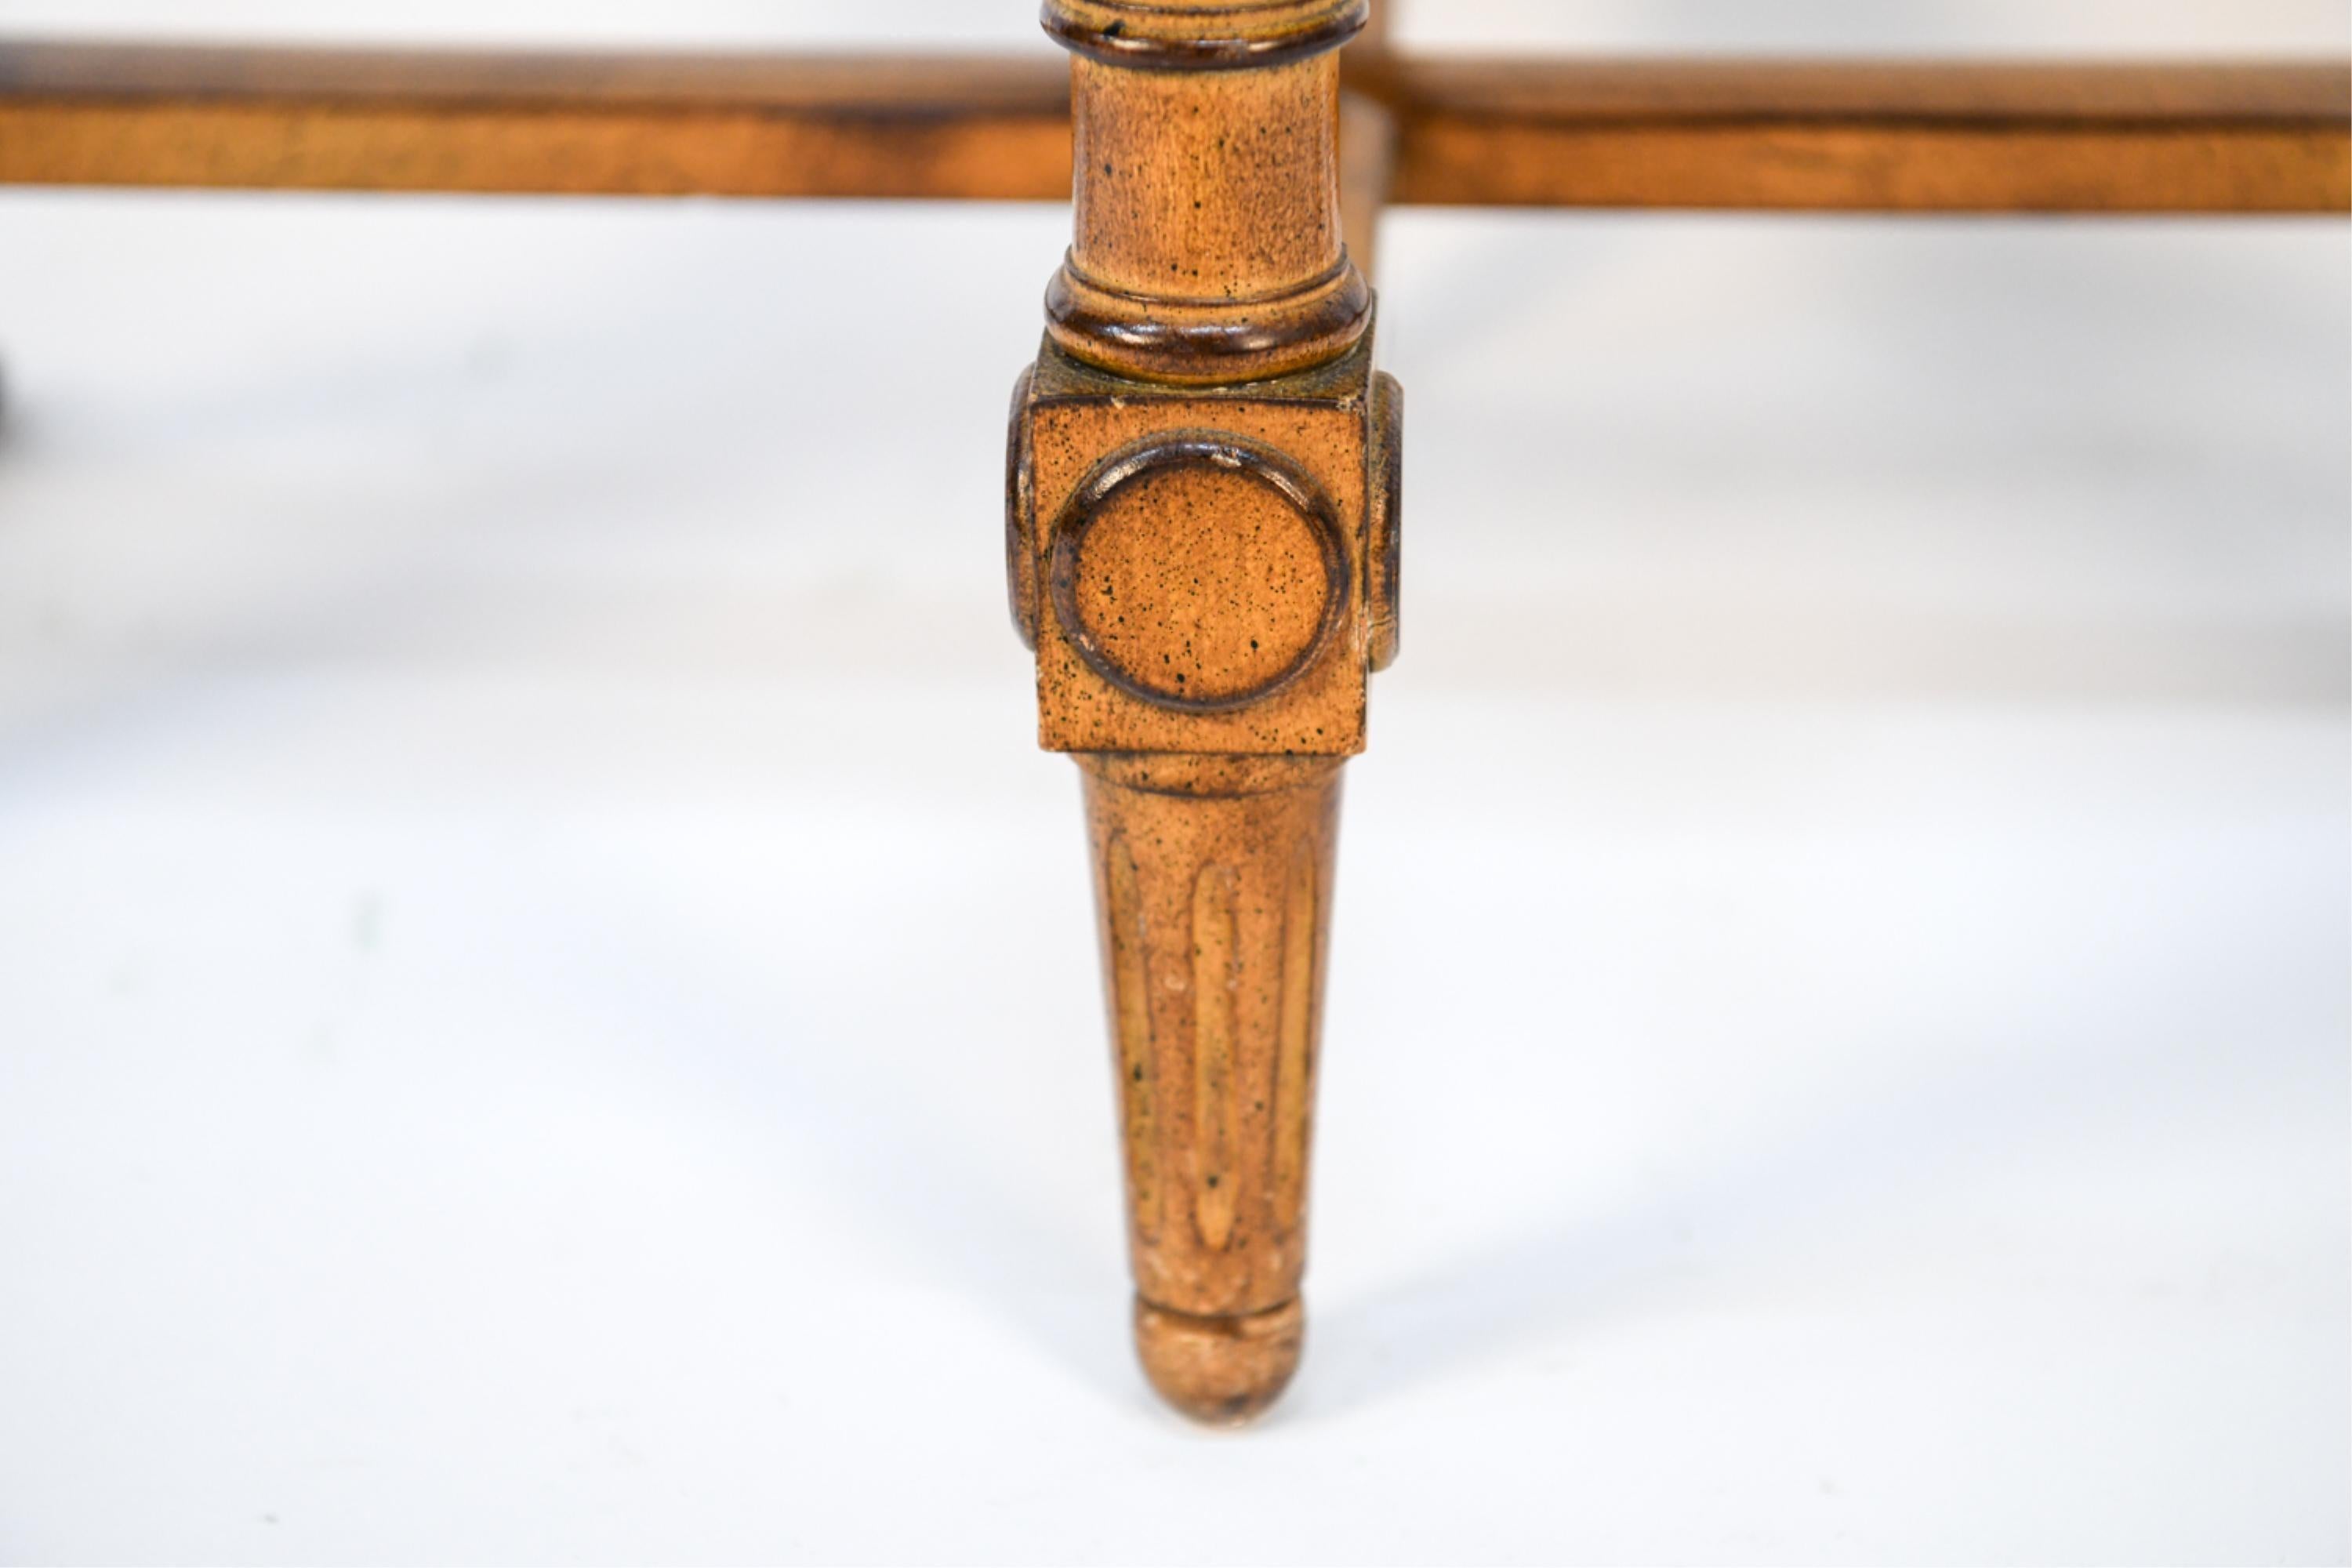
[1047,430,1351,713]
[1042,1,1370,72]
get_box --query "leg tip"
[1133,1295,1304,1426]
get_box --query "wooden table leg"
[1341,87,1399,289]
[1010,0,1402,1423]
[1340,0,1399,285]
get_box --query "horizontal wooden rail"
[0,42,1076,199]
[2,41,2344,213]
[1374,57,2350,214]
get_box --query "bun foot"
[1134,1295,1305,1426]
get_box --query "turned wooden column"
[1010,0,1400,1423]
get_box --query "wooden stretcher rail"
[0,41,1078,200]
[1373,57,2351,213]
[1,41,2345,214]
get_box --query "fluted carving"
[1080,753,1341,1420]
[1016,0,1395,1425]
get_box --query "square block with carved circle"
[1009,336,1385,757]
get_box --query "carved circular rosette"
[1048,430,1352,714]
[1045,256,1374,387]
[1042,0,1370,71]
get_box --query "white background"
[1,3,2346,1564]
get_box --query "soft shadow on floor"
[552,844,1138,1410]
[1298,1016,2288,1418]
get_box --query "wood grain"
[5,42,2340,213]
[0,40,1074,199]
[1078,754,1345,1425]
[1018,1,1380,1425]
[1373,57,2351,213]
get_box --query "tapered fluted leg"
[1012,0,1396,1423]
[1078,753,1342,1421]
